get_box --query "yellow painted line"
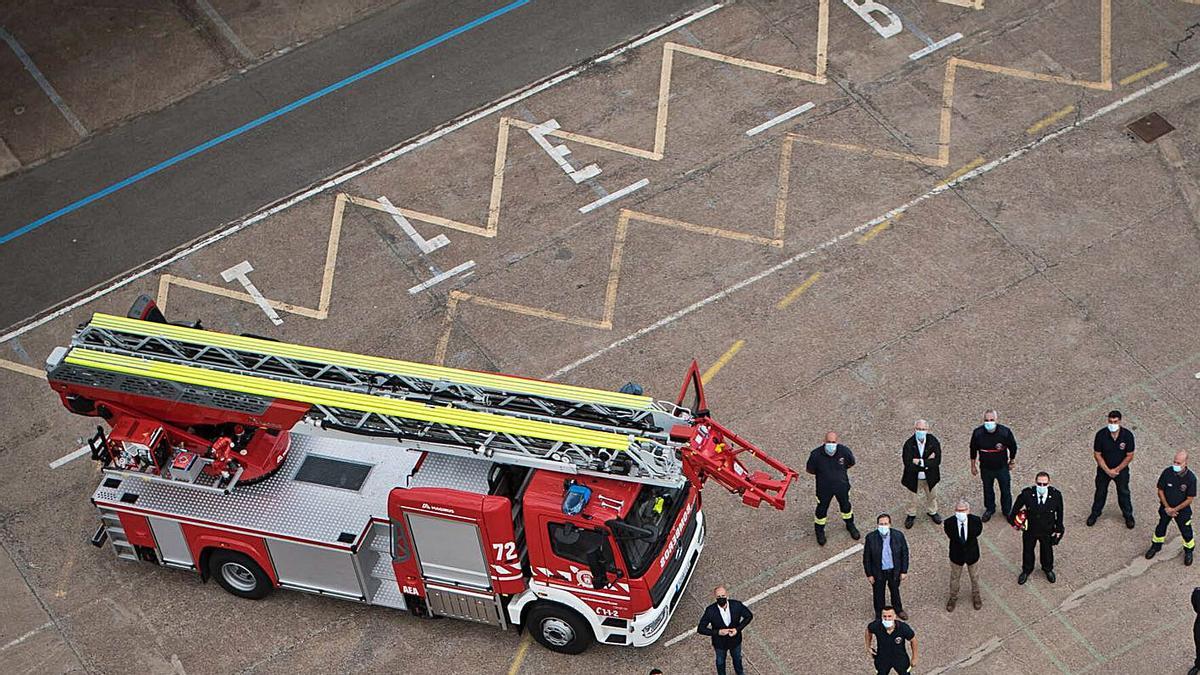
[0,358,44,379]
[507,633,533,675]
[701,340,745,385]
[1026,105,1076,135]
[939,157,985,186]
[856,213,903,245]
[1119,61,1168,86]
[776,272,822,310]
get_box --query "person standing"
[1009,471,1064,584]
[696,585,753,675]
[864,606,918,675]
[806,431,861,546]
[863,514,910,620]
[1190,586,1200,675]
[1088,410,1136,528]
[970,409,1019,522]
[902,419,944,529]
[1145,450,1196,566]
[944,498,983,611]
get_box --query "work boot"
[1017,572,1029,585]
[1086,513,1098,527]
[929,512,943,525]
[1186,549,1194,566]
[1125,515,1136,529]
[972,591,982,610]
[1145,542,1162,559]
[846,521,861,540]
[1045,569,1057,583]
[904,515,916,529]
[815,524,827,547]
[981,510,994,523]
[946,597,957,612]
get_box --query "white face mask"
[882,619,895,628]
[1107,423,1119,433]
[824,443,837,455]
[955,511,968,522]
[1036,485,1048,497]
[877,525,890,536]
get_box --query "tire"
[525,604,594,655]
[208,549,272,600]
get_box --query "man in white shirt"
[902,420,944,529]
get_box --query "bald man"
[1146,450,1196,566]
[807,431,861,546]
[697,585,753,675]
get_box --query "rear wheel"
[208,549,272,600]
[526,604,593,655]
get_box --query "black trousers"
[814,487,853,525]
[1090,467,1133,518]
[872,569,903,616]
[1021,530,1054,573]
[1193,615,1199,668]
[875,655,910,674]
[1152,507,1195,548]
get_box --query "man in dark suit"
[943,498,983,611]
[1009,471,1064,584]
[696,585,753,675]
[902,419,944,529]
[863,514,910,620]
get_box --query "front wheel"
[525,604,594,655]
[208,549,273,600]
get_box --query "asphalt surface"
[0,0,707,331]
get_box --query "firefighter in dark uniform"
[864,606,918,674]
[1087,410,1136,529]
[969,409,1019,522]
[1145,450,1196,566]
[807,431,860,546]
[1009,471,1064,584]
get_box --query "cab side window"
[548,522,609,564]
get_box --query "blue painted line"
[0,0,531,247]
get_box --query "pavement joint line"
[1075,613,1189,674]
[547,55,1200,380]
[701,339,746,384]
[1118,61,1168,86]
[1026,105,1077,135]
[776,272,821,310]
[978,534,1106,664]
[745,102,815,136]
[856,213,902,244]
[979,578,1072,674]
[747,629,796,675]
[939,157,985,186]
[193,0,255,62]
[0,0,535,246]
[0,26,88,137]
[0,2,729,346]
[505,632,533,675]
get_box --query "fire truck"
[45,299,797,654]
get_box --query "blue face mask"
[914,430,927,441]
[824,443,837,455]
[983,421,997,432]
[1173,464,1184,473]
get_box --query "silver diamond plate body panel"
[408,453,491,494]
[91,429,421,546]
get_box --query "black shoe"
[929,512,944,525]
[1045,569,1056,583]
[1186,549,1194,566]
[904,515,916,529]
[1086,513,1098,527]
[1145,543,1162,559]
[981,510,994,523]
[1125,516,1135,529]
[815,527,827,547]
[1186,667,1198,675]
[847,523,861,540]
[1018,572,1029,585]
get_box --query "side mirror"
[586,547,610,590]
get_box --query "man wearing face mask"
[863,514,910,620]
[864,606,918,675]
[806,431,861,546]
[1145,450,1196,566]
[696,585,754,675]
[1087,410,1136,529]
[1009,471,1064,584]
[970,409,1019,522]
[902,419,944,529]
[943,498,983,611]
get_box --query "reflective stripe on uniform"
[1151,535,1166,543]
[1184,539,1196,550]
[841,511,854,520]
[814,517,828,525]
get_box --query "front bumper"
[627,509,706,647]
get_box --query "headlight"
[642,609,668,637]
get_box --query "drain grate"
[1127,112,1174,143]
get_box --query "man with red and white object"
[970,409,1019,522]
[1009,471,1064,584]
[697,585,754,675]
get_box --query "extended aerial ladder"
[47,300,797,508]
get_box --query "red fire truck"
[46,299,796,654]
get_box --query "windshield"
[613,483,690,578]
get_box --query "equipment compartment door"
[405,513,490,590]
[147,517,193,567]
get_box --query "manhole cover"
[1127,112,1174,143]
